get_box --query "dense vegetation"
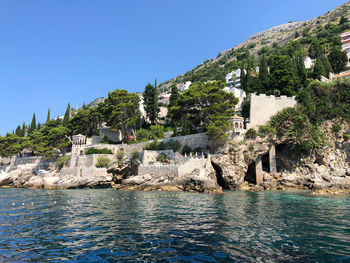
[1,16,350,158]
[259,80,350,153]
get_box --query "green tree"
[143,81,159,124]
[240,68,247,91]
[25,130,55,158]
[328,46,348,74]
[21,122,26,137]
[46,109,50,123]
[15,125,21,136]
[308,38,323,59]
[320,55,333,78]
[150,125,164,139]
[168,85,179,109]
[62,103,70,126]
[100,89,140,141]
[259,55,269,92]
[171,81,237,144]
[313,57,326,80]
[29,113,37,134]
[69,107,103,137]
[339,15,349,25]
[269,55,299,96]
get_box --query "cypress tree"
[153,79,159,121]
[63,103,71,126]
[308,38,322,59]
[297,52,307,87]
[259,55,269,92]
[168,85,179,109]
[46,109,50,123]
[143,80,159,124]
[29,113,36,134]
[321,56,333,78]
[21,122,26,137]
[240,68,246,91]
[313,57,326,80]
[15,125,21,136]
[37,123,42,130]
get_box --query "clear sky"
[0,0,347,135]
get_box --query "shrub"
[116,150,125,163]
[258,125,276,137]
[145,138,164,150]
[248,144,254,151]
[136,129,149,142]
[156,153,168,163]
[182,145,192,155]
[56,156,70,170]
[332,124,341,134]
[86,148,113,155]
[150,125,165,139]
[96,156,111,168]
[130,150,140,163]
[245,128,258,140]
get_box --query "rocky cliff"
[211,120,350,193]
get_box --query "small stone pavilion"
[230,114,245,139]
[72,134,87,146]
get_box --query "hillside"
[159,1,350,90]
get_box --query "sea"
[0,189,349,262]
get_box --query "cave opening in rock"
[262,153,270,172]
[211,162,228,189]
[245,162,256,184]
[275,144,294,172]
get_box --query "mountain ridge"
[159,1,350,90]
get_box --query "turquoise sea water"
[0,189,349,262]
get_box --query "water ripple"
[0,189,349,262]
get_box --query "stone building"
[247,93,297,130]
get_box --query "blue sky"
[0,0,347,135]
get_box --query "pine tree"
[46,109,50,123]
[259,55,269,92]
[63,103,71,126]
[329,47,348,74]
[37,123,42,130]
[313,57,326,80]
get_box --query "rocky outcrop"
[211,120,350,193]
[115,158,222,193]
[0,167,113,189]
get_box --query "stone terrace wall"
[248,94,297,130]
[138,164,178,177]
[141,150,175,165]
[13,156,55,169]
[60,167,107,178]
[70,154,112,168]
[162,133,209,151]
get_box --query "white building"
[225,68,247,89]
[223,86,246,112]
[341,31,350,66]
[304,56,315,69]
[176,81,192,92]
